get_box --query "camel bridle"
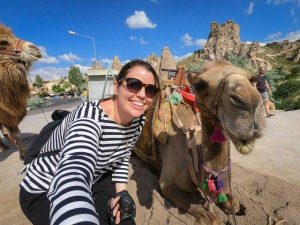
[0,39,26,60]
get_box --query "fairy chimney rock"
[159,47,176,80]
[91,61,103,70]
[146,53,161,75]
[112,56,122,70]
[204,20,241,60]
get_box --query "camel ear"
[194,78,208,92]
[188,75,209,97]
[187,72,198,84]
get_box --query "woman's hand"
[109,196,121,224]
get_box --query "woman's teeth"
[132,101,144,107]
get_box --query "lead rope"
[227,135,237,225]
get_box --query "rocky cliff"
[199,20,271,70]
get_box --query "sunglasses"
[118,77,159,98]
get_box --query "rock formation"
[112,55,122,70]
[293,49,300,63]
[159,47,176,80]
[146,53,161,75]
[199,20,272,70]
[203,20,241,60]
[91,61,103,70]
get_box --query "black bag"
[23,110,70,165]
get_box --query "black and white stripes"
[20,101,145,225]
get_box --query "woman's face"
[114,66,156,121]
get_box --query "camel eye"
[230,95,245,108]
[0,39,9,46]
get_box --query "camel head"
[188,60,266,154]
[0,24,41,69]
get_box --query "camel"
[0,24,41,158]
[135,60,266,225]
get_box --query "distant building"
[87,68,119,101]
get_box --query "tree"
[35,75,43,88]
[68,66,84,91]
[52,84,65,93]
[62,80,72,90]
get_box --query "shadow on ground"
[0,133,37,162]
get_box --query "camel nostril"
[254,123,258,130]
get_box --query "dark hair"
[116,59,160,89]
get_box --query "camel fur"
[135,60,266,225]
[0,24,41,158]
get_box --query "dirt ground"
[0,109,299,225]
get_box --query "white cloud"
[73,64,90,74]
[173,53,193,62]
[30,66,68,81]
[30,63,91,81]
[129,35,149,45]
[126,11,157,29]
[139,37,149,45]
[38,46,59,64]
[285,30,300,41]
[245,2,255,15]
[266,31,283,40]
[59,52,82,63]
[181,33,206,48]
[181,33,194,46]
[195,39,207,48]
[266,0,300,6]
[261,30,300,45]
[290,7,295,15]
[129,36,137,40]
[259,42,267,46]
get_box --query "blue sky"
[1,0,299,80]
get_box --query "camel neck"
[200,114,229,170]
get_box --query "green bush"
[273,79,300,99]
[273,79,300,111]
[37,92,49,98]
[290,66,300,78]
[27,96,50,110]
[226,55,252,70]
[187,61,205,72]
[266,66,287,81]
[276,98,300,111]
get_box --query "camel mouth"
[229,134,255,154]
[20,51,41,62]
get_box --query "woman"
[19,59,160,225]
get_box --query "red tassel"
[209,126,226,143]
[207,178,218,196]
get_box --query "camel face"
[219,75,266,154]
[188,61,266,154]
[0,24,41,69]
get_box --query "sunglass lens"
[126,78,142,93]
[145,85,158,98]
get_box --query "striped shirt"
[20,100,145,225]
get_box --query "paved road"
[26,97,84,116]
